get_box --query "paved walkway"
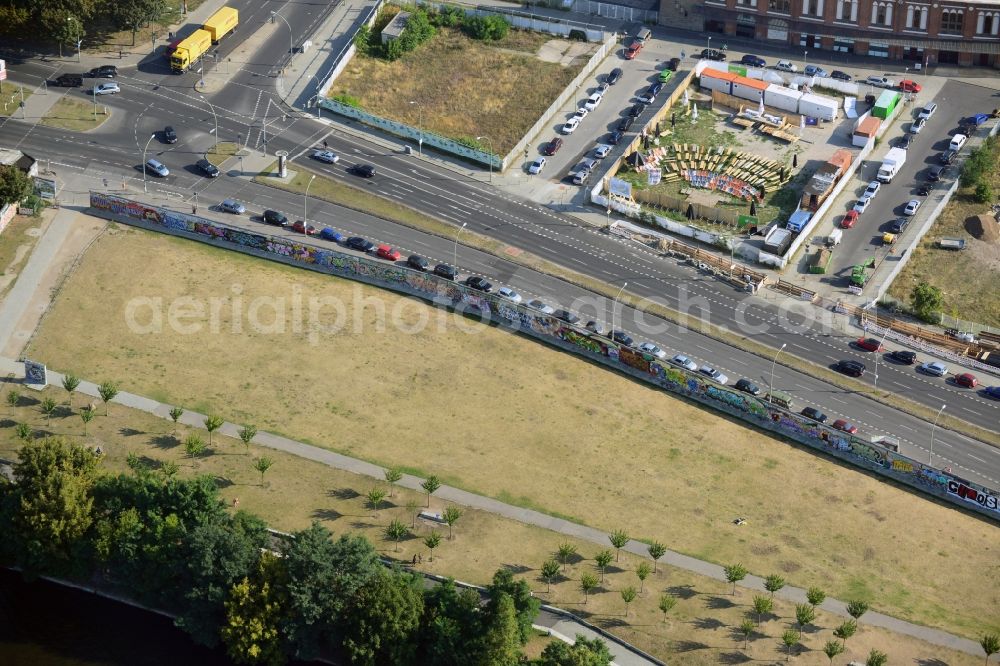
[0,353,985,658]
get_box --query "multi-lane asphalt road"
[1,11,998,487]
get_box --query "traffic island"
[205,141,239,167]
[40,96,112,131]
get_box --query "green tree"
[49,12,86,59]
[237,424,256,454]
[79,405,95,435]
[982,633,1000,666]
[424,531,442,561]
[253,456,273,485]
[540,559,560,593]
[112,0,168,46]
[367,487,387,517]
[557,543,577,570]
[220,551,288,666]
[486,567,540,645]
[480,592,520,666]
[539,633,613,666]
[974,180,994,204]
[61,373,80,407]
[752,594,773,625]
[579,572,599,603]
[782,629,800,659]
[203,415,224,446]
[342,568,424,666]
[405,498,420,528]
[0,164,32,206]
[40,396,56,423]
[866,649,888,666]
[97,381,119,416]
[442,505,462,539]
[384,466,403,496]
[795,603,816,632]
[847,600,870,626]
[910,282,943,322]
[658,594,677,622]
[125,452,145,474]
[806,586,826,608]
[647,540,666,572]
[160,460,179,480]
[169,406,184,433]
[764,573,785,597]
[834,619,857,646]
[608,529,629,561]
[463,14,509,40]
[184,434,206,459]
[724,562,748,595]
[6,389,20,413]
[384,518,408,552]
[739,618,755,650]
[634,561,652,592]
[421,475,441,506]
[590,550,611,582]
[620,586,637,616]
[15,422,32,443]
[823,639,845,664]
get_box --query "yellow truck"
[170,28,213,73]
[202,7,239,43]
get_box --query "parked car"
[832,419,858,434]
[89,65,118,78]
[939,149,957,165]
[543,138,563,155]
[698,366,729,385]
[916,184,931,196]
[637,90,656,105]
[553,310,580,324]
[865,75,894,88]
[918,102,938,120]
[903,199,921,216]
[406,254,429,271]
[611,330,634,346]
[804,65,828,77]
[984,386,1000,400]
[497,287,522,303]
[856,337,884,352]
[528,157,546,175]
[830,70,852,82]
[649,82,664,95]
[889,350,917,364]
[465,276,493,292]
[775,60,797,72]
[834,359,866,377]
[312,150,339,164]
[740,54,766,67]
[955,372,978,388]
[321,227,345,243]
[572,169,591,186]
[617,116,634,133]
[527,299,555,315]
[800,406,828,423]
[949,133,968,151]
[606,67,623,85]
[561,117,581,135]
[841,210,859,229]
[291,221,318,235]
[607,130,625,145]
[890,217,909,234]
[163,126,178,144]
[596,82,610,95]
[349,164,376,177]
[865,181,881,199]
[345,236,375,252]
[263,209,288,226]
[638,342,667,359]
[93,82,120,95]
[624,40,643,60]
[898,79,922,93]
[629,103,646,118]
[376,245,401,261]
[700,48,725,61]
[585,321,605,335]
[670,354,698,372]
[433,264,457,280]
[927,165,948,182]
[734,378,761,395]
[909,117,926,134]
[853,196,872,214]
[196,158,219,178]
[144,159,169,177]
[658,69,673,83]
[219,199,245,214]
[572,108,589,122]
[593,144,612,159]
[583,93,603,111]
[897,134,913,149]
[918,361,948,377]
[666,57,681,71]
[53,73,84,87]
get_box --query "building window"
[940,9,963,33]
[868,40,889,58]
[832,37,855,52]
[769,0,790,12]
[802,0,823,15]
[978,11,1000,35]
[870,1,892,26]
[737,0,758,7]
[906,5,927,29]
[836,0,857,21]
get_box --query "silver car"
[93,82,120,95]
[527,299,555,314]
[312,150,339,164]
[699,366,729,385]
[220,199,246,214]
[639,342,667,359]
[671,354,698,371]
[497,287,522,304]
[144,159,169,177]
[919,361,948,377]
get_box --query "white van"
[775,60,797,72]
[949,134,968,151]
[636,27,652,43]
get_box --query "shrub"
[353,24,374,56]
[910,282,943,323]
[463,14,509,40]
[431,4,464,27]
[331,92,362,108]
[568,29,587,41]
[974,180,993,203]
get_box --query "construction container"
[872,90,901,119]
[852,115,881,147]
[798,93,839,121]
[764,84,803,113]
[699,69,738,96]
[731,76,768,103]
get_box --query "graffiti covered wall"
[88,192,1000,522]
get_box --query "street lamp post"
[409,100,423,155]
[453,222,467,269]
[199,95,219,147]
[303,174,316,226]
[873,327,891,392]
[476,135,494,182]
[928,404,946,465]
[612,282,628,337]
[141,132,156,193]
[804,49,808,65]
[770,342,787,392]
[271,11,294,59]
[707,36,711,53]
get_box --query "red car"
[291,221,318,235]
[898,80,922,93]
[832,419,858,434]
[856,337,884,352]
[376,244,401,261]
[624,41,642,60]
[841,210,859,229]
[955,372,978,388]
[542,138,563,156]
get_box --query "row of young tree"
[0,436,619,665]
[0,0,170,51]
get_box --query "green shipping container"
[872,90,900,119]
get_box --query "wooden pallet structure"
[655,144,791,200]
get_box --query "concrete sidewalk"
[0,355,985,658]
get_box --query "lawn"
[0,84,32,117]
[329,25,591,154]
[206,141,238,167]
[82,0,207,54]
[22,225,1000,642]
[0,214,47,300]
[0,391,985,665]
[40,95,111,132]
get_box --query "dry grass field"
[0,394,983,665]
[40,96,111,132]
[24,225,1000,642]
[330,26,591,153]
